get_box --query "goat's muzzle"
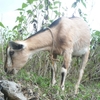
[4,68,15,75]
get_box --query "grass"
[1,66,100,100]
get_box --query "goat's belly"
[72,47,88,56]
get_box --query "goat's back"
[52,17,91,54]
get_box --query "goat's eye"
[9,51,14,56]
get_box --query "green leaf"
[16,8,24,11]
[54,10,60,18]
[27,10,33,14]
[22,3,28,8]
[72,2,77,8]
[49,5,53,9]
[81,0,86,8]
[95,31,100,36]
[54,1,61,6]
[12,25,18,30]
[0,22,5,28]
[54,10,60,15]
[20,12,23,15]
[16,16,24,22]
[27,0,37,4]
[39,4,43,9]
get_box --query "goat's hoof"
[61,85,65,91]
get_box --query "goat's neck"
[25,29,53,51]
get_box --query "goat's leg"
[61,49,72,90]
[51,54,57,86]
[75,50,90,94]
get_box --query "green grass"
[1,67,100,100]
[13,69,100,99]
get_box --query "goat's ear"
[9,41,24,50]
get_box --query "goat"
[4,17,91,94]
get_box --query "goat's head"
[4,41,31,74]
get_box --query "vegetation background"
[0,0,100,99]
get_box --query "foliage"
[71,0,87,21]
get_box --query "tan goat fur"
[4,17,91,94]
